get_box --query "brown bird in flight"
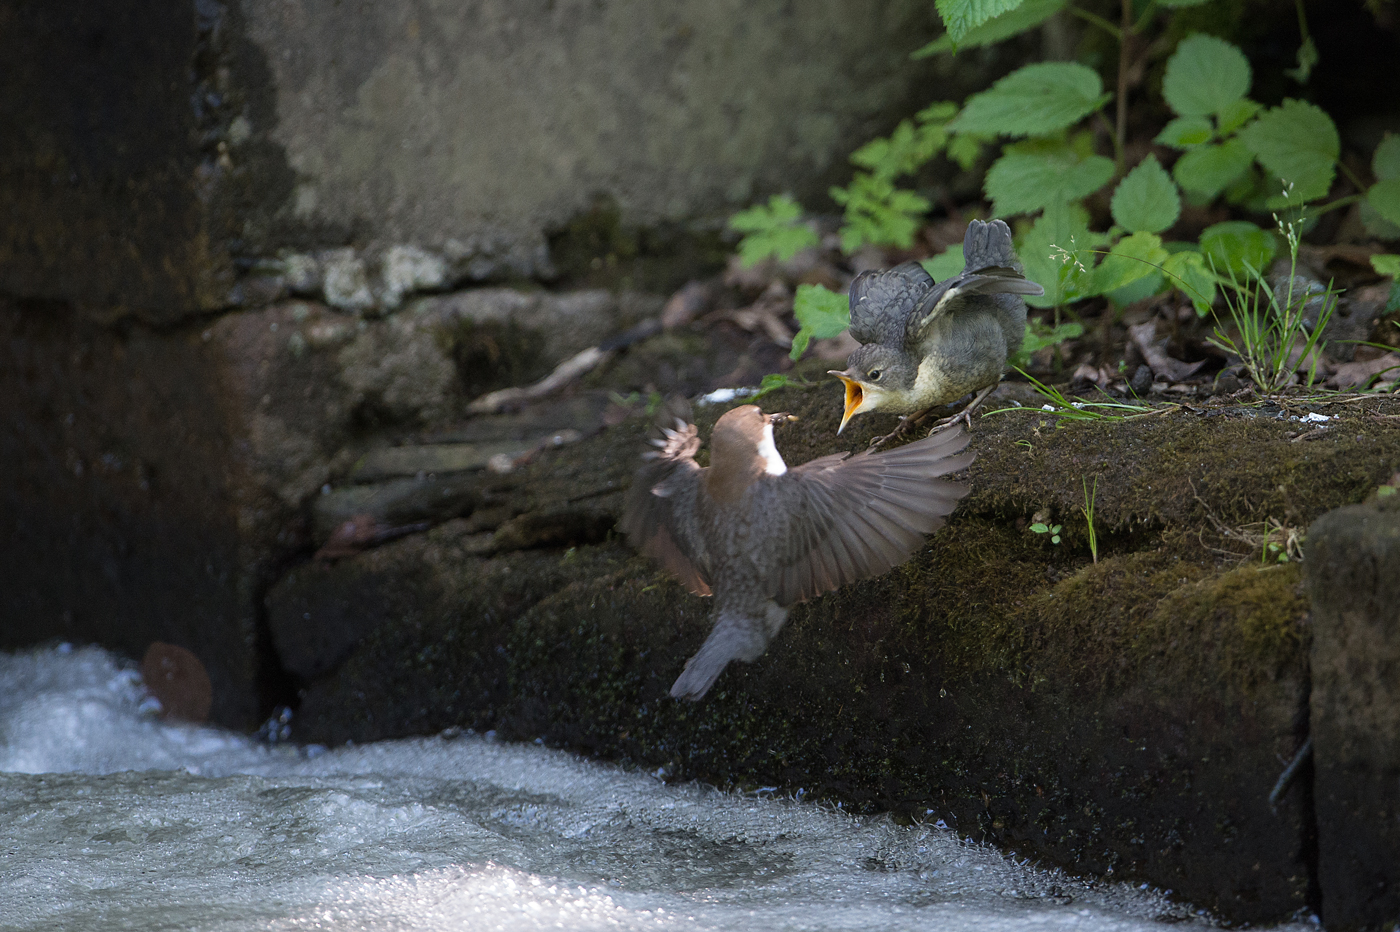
[622,403,972,700]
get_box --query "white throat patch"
[756,424,787,476]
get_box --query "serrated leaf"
[921,245,966,281]
[1111,156,1182,234]
[946,134,984,170]
[1373,134,1400,181]
[1173,137,1255,200]
[1162,34,1252,117]
[934,0,1027,45]
[917,101,960,125]
[1094,232,1170,294]
[915,0,1064,56]
[728,194,819,266]
[1162,250,1217,314]
[1216,98,1262,135]
[1361,199,1400,239]
[1200,221,1276,277]
[949,62,1109,138]
[831,175,930,251]
[985,147,1115,216]
[1371,254,1400,277]
[1156,116,1214,149]
[1368,178,1400,226]
[850,118,948,180]
[1238,99,1339,201]
[789,284,851,360]
[1017,202,1104,307]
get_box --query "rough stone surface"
[1305,496,1400,932]
[1,1,967,319]
[276,376,1400,923]
[0,286,663,725]
[236,0,945,259]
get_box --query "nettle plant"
[732,0,1400,362]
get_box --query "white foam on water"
[0,645,1308,931]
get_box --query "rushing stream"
[0,645,1314,931]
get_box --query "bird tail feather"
[962,218,1020,272]
[670,604,787,700]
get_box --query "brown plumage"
[621,404,972,700]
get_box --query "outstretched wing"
[619,415,713,596]
[848,261,934,345]
[906,220,1043,341]
[765,428,974,606]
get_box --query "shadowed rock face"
[276,375,1400,924]
[1305,497,1400,932]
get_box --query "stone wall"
[1,0,954,322]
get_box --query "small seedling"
[1030,522,1062,545]
[1081,476,1100,564]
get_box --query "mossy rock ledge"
[273,380,1400,925]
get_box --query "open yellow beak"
[829,371,864,435]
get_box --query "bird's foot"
[925,384,998,436]
[864,414,923,454]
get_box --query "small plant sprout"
[1030,520,1062,545]
[1207,198,1342,394]
[1081,476,1100,564]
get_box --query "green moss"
[434,317,549,398]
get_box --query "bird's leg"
[863,414,919,454]
[925,383,998,435]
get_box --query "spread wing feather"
[848,261,934,345]
[619,420,713,596]
[768,427,974,606]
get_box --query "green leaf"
[850,117,948,181]
[789,284,851,360]
[1372,254,1400,277]
[1162,35,1252,118]
[1015,320,1084,366]
[1029,522,1050,533]
[830,175,931,251]
[934,0,1027,46]
[1158,0,1211,6]
[1017,202,1104,307]
[1200,220,1276,277]
[1238,99,1339,202]
[1093,232,1170,294]
[728,195,819,266]
[1373,134,1400,181]
[1216,98,1262,136]
[949,62,1109,138]
[1173,137,1255,200]
[985,145,1116,216]
[1360,198,1400,240]
[1368,178,1400,226]
[915,0,1064,56]
[1155,116,1214,149]
[946,134,984,170]
[1111,156,1182,234]
[1162,250,1217,314]
[921,245,966,281]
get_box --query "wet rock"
[284,376,1400,923]
[348,443,527,482]
[311,476,484,544]
[1304,496,1400,932]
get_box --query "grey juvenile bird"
[621,404,972,700]
[830,219,1044,440]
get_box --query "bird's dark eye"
[868,369,882,381]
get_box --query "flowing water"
[0,645,1314,931]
